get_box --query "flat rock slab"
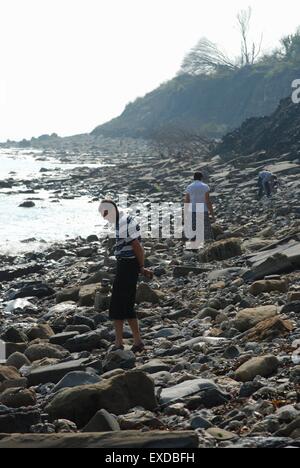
[244,242,300,281]
[0,431,198,448]
[27,359,91,386]
[0,264,44,282]
[160,378,229,406]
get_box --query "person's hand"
[140,267,154,280]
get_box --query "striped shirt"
[115,213,142,259]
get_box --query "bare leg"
[114,320,124,347]
[128,319,143,346]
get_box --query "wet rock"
[235,355,280,382]
[0,388,37,409]
[102,350,136,372]
[45,370,157,427]
[83,409,120,432]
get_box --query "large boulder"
[233,305,278,332]
[235,355,280,382]
[201,238,242,263]
[45,370,157,427]
[52,372,101,393]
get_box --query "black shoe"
[131,342,145,354]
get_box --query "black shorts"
[109,258,139,320]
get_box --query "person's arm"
[184,193,190,204]
[131,239,153,279]
[205,192,216,223]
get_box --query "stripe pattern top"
[115,213,141,259]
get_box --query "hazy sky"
[0,0,300,141]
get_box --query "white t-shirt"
[186,181,210,212]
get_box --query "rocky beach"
[0,120,300,449]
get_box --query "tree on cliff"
[181,7,263,75]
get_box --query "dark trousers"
[258,180,271,199]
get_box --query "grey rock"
[103,350,136,372]
[52,371,101,393]
[83,409,120,432]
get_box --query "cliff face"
[217,96,300,159]
[92,65,300,139]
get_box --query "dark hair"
[99,199,119,220]
[194,172,203,181]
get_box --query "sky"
[0,0,300,141]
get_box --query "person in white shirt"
[184,172,215,244]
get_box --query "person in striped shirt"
[99,200,153,353]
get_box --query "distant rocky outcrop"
[217,96,300,159]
